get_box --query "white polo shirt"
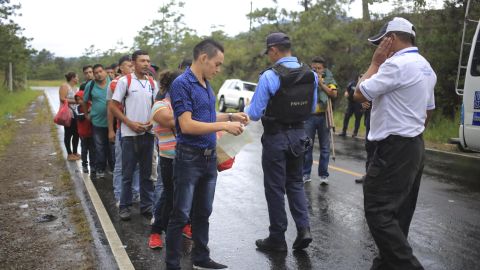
[112,73,159,137]
[359,47,436,141]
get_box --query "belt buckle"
[204,149,213,156]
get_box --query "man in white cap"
[354,17,436,270]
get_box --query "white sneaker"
[302,175,311,183]
[320,177,329,185]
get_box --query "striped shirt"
[151,98,176,159]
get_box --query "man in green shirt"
[83,64,111,179]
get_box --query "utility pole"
[249,1,253,33]
[8,62,13,92]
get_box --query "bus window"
[471,37,480,76]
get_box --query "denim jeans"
[120,133,155,212]
[151,157,173,234]
[80,137,95,171]
[262,129,310,241]
[92,125,111,173]
[153,152,164,211]
[166,144,217,269]
[113,131,139,202]
[303,114,330,178]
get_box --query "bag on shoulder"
[54,100,73,127]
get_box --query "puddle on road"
[35,214,58,223]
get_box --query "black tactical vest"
[262,62,315,126]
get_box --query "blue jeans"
[92,125,111,173]
[166,144,217,269]
[303,114,330,178]
[120,133,155,212]
[153,153,164,211]
[262,129,310,241]
[113,131,140,202]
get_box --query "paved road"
[43,87,480,270]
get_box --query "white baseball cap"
[368,17,416,46]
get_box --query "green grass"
[333,110,367,137]
[333,108,458,145]
[423,111,459,144]
[0,88,42,154]
[27,80,64,87]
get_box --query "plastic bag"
[216,129,252,172]
[54,100,72,127]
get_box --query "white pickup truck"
[217,79,257,112]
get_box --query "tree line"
[2,0,479,118]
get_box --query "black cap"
[264,32,291,54]
[118,55,132,66]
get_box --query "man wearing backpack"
[83,64,112,179]
[110,50,158,221]
[107,55,140,206]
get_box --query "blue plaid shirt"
[170,67,217,149]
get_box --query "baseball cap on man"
[368,17,416,46]
[263,32,291,54]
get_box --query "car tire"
[219,96,226,112]
[238,99,245,112]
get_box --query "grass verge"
[0,89,42,154]
[43,101,94,245]
[28,80,64,87]
[333,109,459,147]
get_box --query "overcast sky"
[12,0,442,58]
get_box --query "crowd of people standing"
[56,16,435,270]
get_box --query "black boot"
[255,237,287,252]
[293,228,312,250]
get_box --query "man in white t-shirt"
[354,17,436,270]
[110,50,159,221]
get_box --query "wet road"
[43,87,480,270]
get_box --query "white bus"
[459,18,480,152]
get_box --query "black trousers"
[363,135,425,270]
[342,103,363,134]
[64,119,79,154]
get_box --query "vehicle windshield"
[243,83,256,92]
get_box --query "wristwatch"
[228,113,233,122]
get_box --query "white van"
[459,20,480,152]
[217,79,257,112]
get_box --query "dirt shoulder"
[0,95,96,269]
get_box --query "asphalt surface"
[43,87,480,270]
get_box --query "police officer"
[245,32,317,251]
[354,17,436,270]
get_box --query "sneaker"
[302,175,311,183]
[355,175,366,184]
[96,171,105,179]
[82,166,89,174]
[67,154,77,161]
[193,259,228,270]
[73,153,81,159]
[132,193,141,203]
[119,207,131,221]
[141,205,153,219]
[320,177,329,185]
[338,132,347,137]
[255,237,287,252]
[148,233,163,249]
[182,224,192,239]
[352,133,358,138]
[115,201,120,208]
